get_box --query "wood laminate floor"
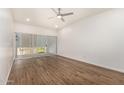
[7,55,124,85]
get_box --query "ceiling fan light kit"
[57,15,62,19]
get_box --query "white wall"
[15,22,57,36]
[58,9,124,72]
[0,9,14,84]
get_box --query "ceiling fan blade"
[61,17,65,22]
[61,12,74,16]
[48,16,56,19]
[58,8,61,14]
[51,8,58,14]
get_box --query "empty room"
[1,8,124,85]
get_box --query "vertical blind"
[16,32,57,54]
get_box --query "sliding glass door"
[16,32,57,58]
[47,36,57,54]
[35,35,47,54]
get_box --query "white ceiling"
[12,8,109,30]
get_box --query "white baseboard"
[5,57,15,85]
[57,54,124,74]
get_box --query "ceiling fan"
[48,8,74,22]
